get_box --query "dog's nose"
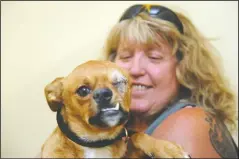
[93,88,112,103]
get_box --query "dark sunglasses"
[119,4,184,34]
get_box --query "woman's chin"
[130,104,150,114]
[130,99,152,113]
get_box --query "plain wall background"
[1,1,238,157]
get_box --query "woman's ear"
[44,77,64,112]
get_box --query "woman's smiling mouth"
[131,83,153,96]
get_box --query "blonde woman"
[103,4,238,158]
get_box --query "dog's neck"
[56,105,136,148]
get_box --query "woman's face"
[115,39,179,116]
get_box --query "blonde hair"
[102,8,237,132]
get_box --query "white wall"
[1,1,238,157]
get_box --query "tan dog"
[41,60,189,158]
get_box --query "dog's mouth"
[100,102,120,112]
[89,102,129,128]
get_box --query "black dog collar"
[56,106,136,148]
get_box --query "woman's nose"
[129,56,145,77]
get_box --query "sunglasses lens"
[119,4,183,33]
[119,5,142,21]
[156,11,183,33]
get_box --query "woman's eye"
[119,55,131,59]
[117,51,132,60]
[76,86,91,97]
[148,50,163,60]
[149,56,163,60]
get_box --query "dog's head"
[44,60,131,130]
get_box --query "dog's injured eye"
[112,79,128,94]
[112,80,127,87]
[111,70,128,94]
[76,86,91,97]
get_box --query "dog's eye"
[76,86,91,97]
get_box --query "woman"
[103,4,238,158]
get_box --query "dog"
[41,60,189,158]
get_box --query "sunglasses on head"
[119,4,184,34]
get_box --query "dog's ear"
[44,77,64,112]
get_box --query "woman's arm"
[151,107,238,158]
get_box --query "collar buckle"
[122,128,130,143]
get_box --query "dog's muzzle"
[93,88,120,113]
[89,88,129,128]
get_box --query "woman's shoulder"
[152,106,211,137]
[151,106,220,141]
[151,106,238,158]
[167,106,210,123]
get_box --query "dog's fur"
[41,60,189,158]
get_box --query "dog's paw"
[156,141,190,158]
[130,133,190,158]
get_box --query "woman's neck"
[126,112,156,132]
[125,103,174,132]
